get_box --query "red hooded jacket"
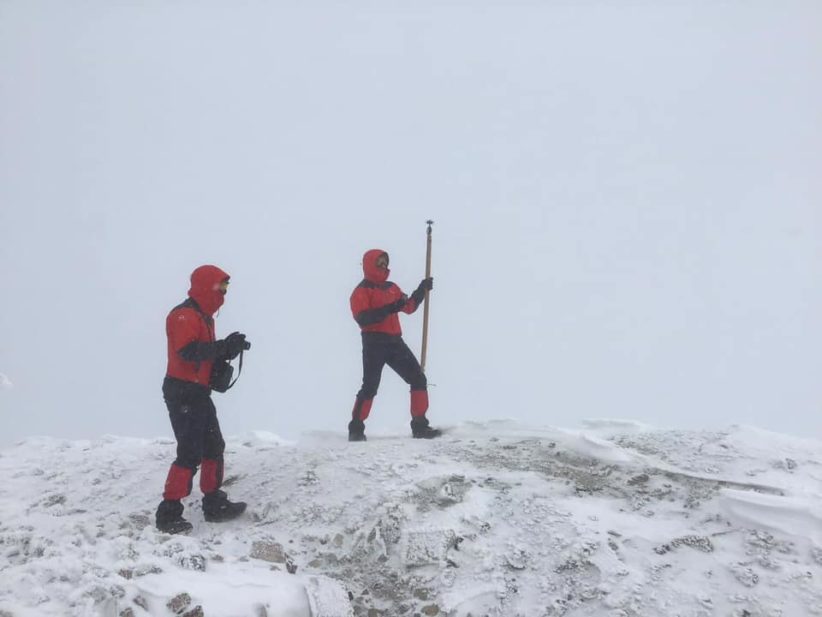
[350,249,419,336]
[166,265,229,385]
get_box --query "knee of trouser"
[409,373,427,390]
[174,450,202,470]
[175,432,204,464]
[205,436,225,460]
[358,382,380,399]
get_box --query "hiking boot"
[348,419,367,442]
[156,499,193,534]
[411,417,442,439]
[202,490,247,522]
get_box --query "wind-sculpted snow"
[1,421,821,616]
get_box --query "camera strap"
[224,350,244,390]
[188,299,244,390]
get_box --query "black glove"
[391,295,408,313]
[411,277,433,305]
[224,331,249,359]
[417,277,434,292]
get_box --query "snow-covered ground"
[1,420,821,617]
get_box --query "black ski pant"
[351,333,428,422]
[161,377,225,499]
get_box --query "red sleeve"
[167,309,203,354]
[396,286,418,314]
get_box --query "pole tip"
[426,219,434,226]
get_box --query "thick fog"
[1,1,820,445]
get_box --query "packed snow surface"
[1,420,821,616]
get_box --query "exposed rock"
[41,493,66,508]
[404,529,457,568]
[504,546,529,570]
[413,588,429,600]
[250,540,287,563]
[167,592,192,614]
[178,553,206,571]
[655,535,714,555]
[133,564,163,577]
[377,505,404,545]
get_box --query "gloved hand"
[417,277,434,293]
[391,295,408,313]
[224,331,249,359]
[411,277,433,304]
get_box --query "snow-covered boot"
[411,416,442,439]
[348,419,367,442]
[155,499,193,534]
[202,490,247,522]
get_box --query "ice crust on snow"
[1,421,821,616]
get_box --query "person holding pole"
[347,234,439,441]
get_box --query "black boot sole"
[203,503,247,522]
[156,520,193,534]
[412,430,443,439]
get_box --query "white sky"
[1,0,821,445]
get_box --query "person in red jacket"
[155,265,251,534]
[348,249,439,441]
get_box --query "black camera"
[242,340,252,351]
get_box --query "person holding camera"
[348,249,440,441]
[155,264,251,534]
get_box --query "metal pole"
[420,220,433,373]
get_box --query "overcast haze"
[1,0,820,445]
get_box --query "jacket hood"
[188,264,229,315]
[362,249,389,284]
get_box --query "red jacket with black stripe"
[166,265,229,385]
[350,249,421,336]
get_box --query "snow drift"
[1,421,821,616]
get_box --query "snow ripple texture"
[1,421,821,616]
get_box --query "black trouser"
[162,377,225,499]
[163,377,225,468]
[352,333,427,422]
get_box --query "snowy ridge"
[1,421,821,616]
